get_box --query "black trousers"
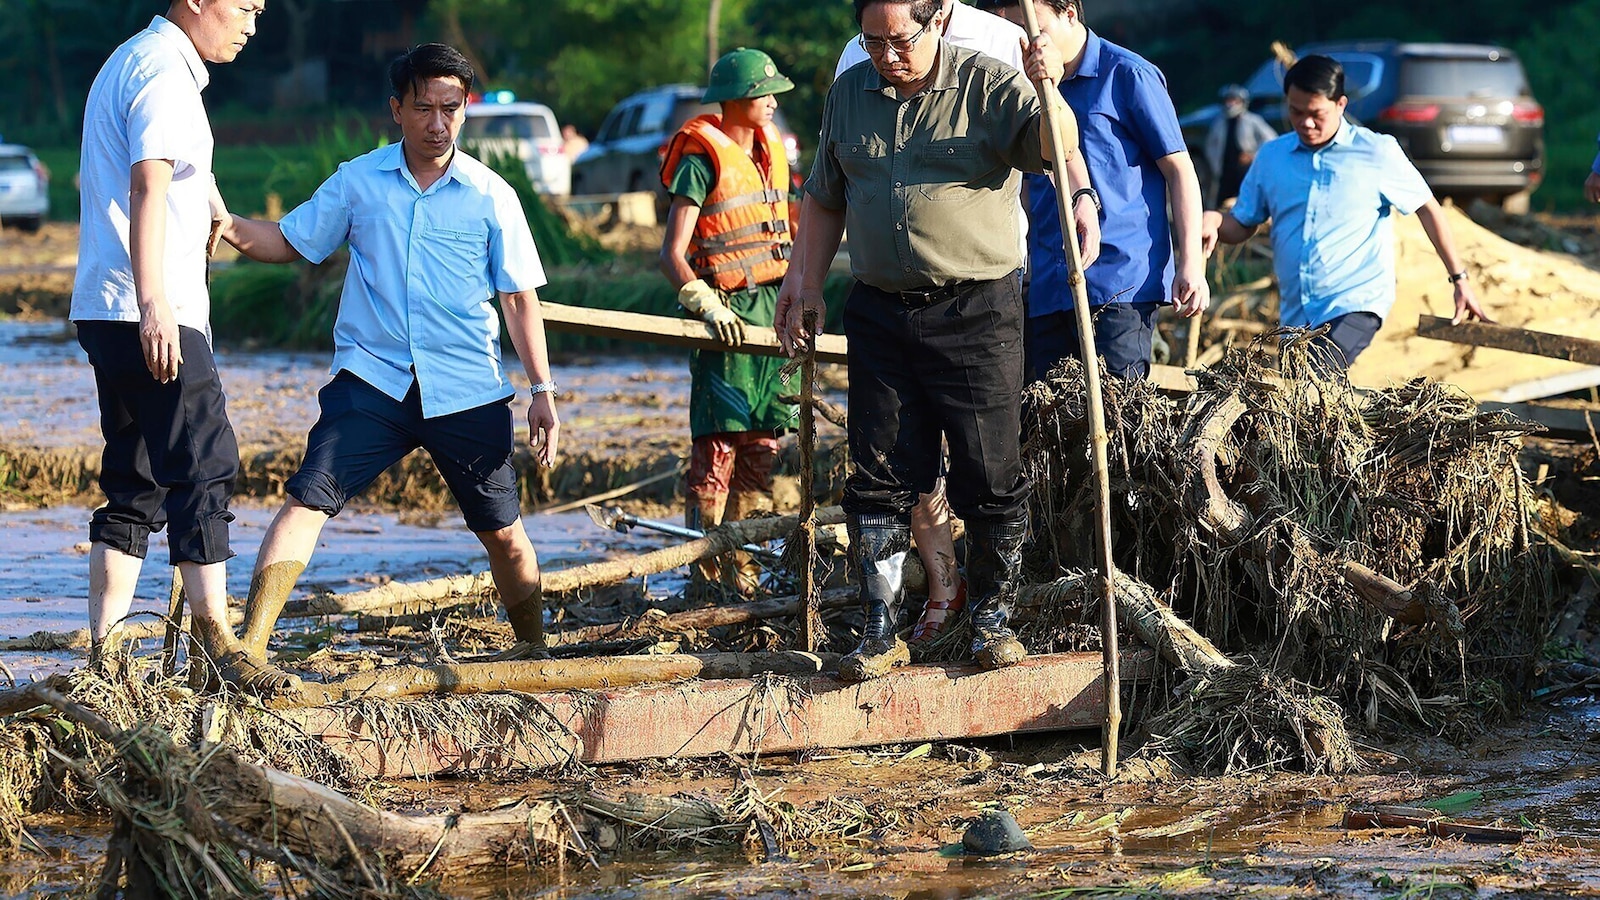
[842,275,1029,527]
[1309,311,1383,372]
[76,321,238,565]
[1025,302,1162,383]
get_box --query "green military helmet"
[702,48,795,104]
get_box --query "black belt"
[893,280,979,307]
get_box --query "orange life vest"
[660,114,791,291]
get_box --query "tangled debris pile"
[1022,336,1555,772]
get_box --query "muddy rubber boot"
[967,513,1029,670]
[503,586,547,656]
[724,489,771,597]
[239,559,307,659]
[687,490,729,592]
[838,514,913,682]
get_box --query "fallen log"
[547,587,857,647]
[1021,573,1236,676]
[1342,809,1530,844]
[289,507,847,619]
[274,651,842,707]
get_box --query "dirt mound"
[1350,205,1600,398]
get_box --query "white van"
[462,100,571,196]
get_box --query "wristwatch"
[1071,187,1102,214]
[530,381,558,395]
[1447,271,1469,285]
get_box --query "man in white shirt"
[72,1,274,687]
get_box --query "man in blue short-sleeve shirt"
[1207,55,1490,370]
[216,44,562,689]
[983,0,1208,382]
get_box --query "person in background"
[658,48,799,596]
[982,0,1208,383]
[778,0,1095,680]
[71,1,269,684]
[215,44,561,688]
[560,124,589,162]
[1203,84,1277,212]
[1205,55,1490,371]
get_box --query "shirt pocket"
[835,141,886,205]
[915,140,983,201]
[425,224,492,305]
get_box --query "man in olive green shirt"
[777,0,1094,681]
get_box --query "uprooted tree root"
[1021,334,1556,772]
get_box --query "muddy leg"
[909,480,964,643]
[88,542,142,668]
[478,519,544,647]
[239,500,326,658]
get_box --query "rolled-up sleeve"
[279,167,352,264]
[804,87,847,211]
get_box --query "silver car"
[0,144,49,232]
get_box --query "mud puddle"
[0,502,681,681]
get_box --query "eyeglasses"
[858,19,933,57]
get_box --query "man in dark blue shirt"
[981,0,1207,380]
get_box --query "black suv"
[1182,41,1544,212]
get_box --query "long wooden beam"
[285,650,1157,778]
[538,301,849,363]
[1417,315,1600,367]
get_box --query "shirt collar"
[1070,29,1103,80]
[148,16,210,92]
[380,141,471,192]
[1294,118,1354,153]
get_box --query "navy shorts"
[287,372,522,532]
[1309,312,1383,372]
[76,320,238,565]
[1025,302,1161,383]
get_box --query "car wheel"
[13,216,42,233]
[1500,190,1532,216]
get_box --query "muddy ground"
[5,222,1600,898]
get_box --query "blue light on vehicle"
[488,90,516,104]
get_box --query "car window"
[0,155,30,172]
[1333,54,1384,101]
[636,95,676,134]
[595,108,623,143]
[1401,58,1527,98]
[617,104,646,138]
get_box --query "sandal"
[910,579,967,644]
[215,649,304,699]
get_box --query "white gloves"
[679,279,745,346]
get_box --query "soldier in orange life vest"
[659,48,798,595]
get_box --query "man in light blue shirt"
[217,44,561,685]
[1207,55,1489,370]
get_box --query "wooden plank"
[538,300,849,364]
[540,300,1198,391]
[1484,367,1600,404]
[285,650,1157,778]
[1417,315,1600,367]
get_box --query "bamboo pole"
[1017,0,1121,776]
[273,651,842,707]
[796,309,823,652]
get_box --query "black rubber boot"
[838,514,913,682]
[967,513,1030,670]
